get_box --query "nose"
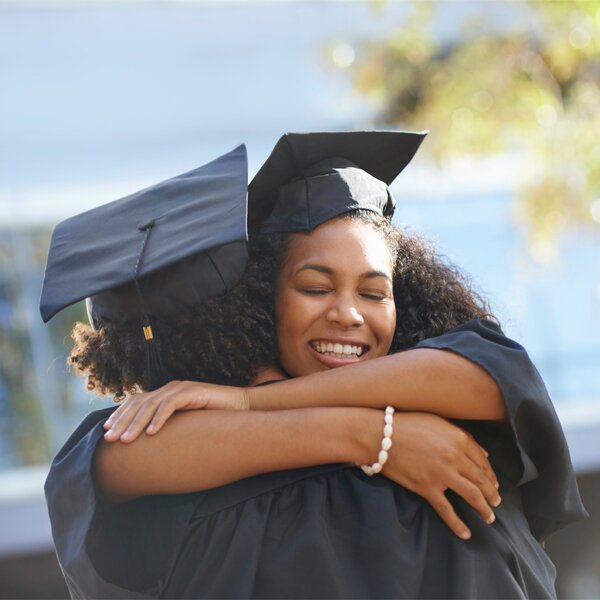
[326,296,365,328]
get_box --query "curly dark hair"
[69,211,497,399]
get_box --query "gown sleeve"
[412,317,589,543]
[44,406,201,599]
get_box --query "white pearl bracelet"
[360,406,394,476]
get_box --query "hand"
[102,380,250,443]
[380,411,501,540]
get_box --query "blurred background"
[0,0,598,597]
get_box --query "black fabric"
[44,319,588,599]
[247,131,426,234]
[167,467,555,599]
[40,144,248,326]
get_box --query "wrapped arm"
[412,318,589,541]
[44,405,381,597]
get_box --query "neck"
[250,365,288,386]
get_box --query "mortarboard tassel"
[140,316,170,391]
[134,221,170,391]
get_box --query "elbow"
[445,349,509,422]
[460,354,507,422]
[492,396,509,423]
[481,376,508,423]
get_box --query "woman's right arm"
[95,407,363,501]
[94,406,499,539]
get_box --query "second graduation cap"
[40,143,249,329]
[248,131,426,235]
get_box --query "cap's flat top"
[40,144,248,322]
[248,131,426,233]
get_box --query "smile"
[310,340,368,359]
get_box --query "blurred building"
[0,1,598,598]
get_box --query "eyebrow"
[296,264,393,284]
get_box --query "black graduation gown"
[44,318,589,599]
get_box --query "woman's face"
[275,218,396,377]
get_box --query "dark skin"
[97,220,505,540]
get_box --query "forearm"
[94,406,379,503]
[249,348,507,422]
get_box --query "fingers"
[103,400,129,430]
[118,394,168,442]
[458,460,502,510]
[146,401,180,435]
[104,393,176,443]
[463,436,499,490]
[427,491,472,540]
[448,475,497,527]
[103,395,150,442]
[103,380,201,443]
[101,380,239,443]
[103,381,183,443]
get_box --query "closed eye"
[301,289,331,295]
[361,293,387,301]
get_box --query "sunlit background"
[0,0,599,597]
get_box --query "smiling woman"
[275,217,397,375]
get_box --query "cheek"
[275,289,305,350]
[274,290,312,376]
[274,291,290,342]
[374,303,396,353]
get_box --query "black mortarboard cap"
[40,144,248,327]
[247,131,426,234]
[40,144,248,391]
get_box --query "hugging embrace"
[41,132,587,599]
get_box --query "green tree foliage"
[351,0,600,249]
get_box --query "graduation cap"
[40,144,249,389]
[248,131,427,234]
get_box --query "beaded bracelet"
[360,406,394,476]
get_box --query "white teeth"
[313,341,366,358]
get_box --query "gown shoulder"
[412,317,589,542]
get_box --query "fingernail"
[492,496,501,507]
[495,481,500,489]
[487,513,496,524]
[460,530,471,540]
[147,425,155,433]
[121,431,131,440]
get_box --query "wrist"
[246,386,258,410]
[349,407,386,466]
[246,384,276,411]
[359,407,395,475]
